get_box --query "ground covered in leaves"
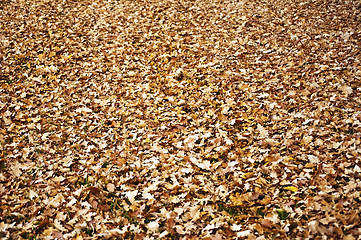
[1,0,361,239]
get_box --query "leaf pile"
[1,0,360,239]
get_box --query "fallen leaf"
[107,183,115,192]
[284,186,298,192]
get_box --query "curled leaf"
[284,186,298,192]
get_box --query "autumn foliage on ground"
[1,0,361,239]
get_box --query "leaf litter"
[0,0,360,239]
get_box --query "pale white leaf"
[237,230,251,237]
[147,221,159,233]
[29,190,38,200]
[125,190,138,205]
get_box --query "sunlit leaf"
[284,186,298,192]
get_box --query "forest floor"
[1,0,361,239]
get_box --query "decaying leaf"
[1,0,360,239]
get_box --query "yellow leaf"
[230,193,243,206]
[38,53,45,60]
[159,117,169,122]
[242,172,254,179]
[284,186,298,192]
